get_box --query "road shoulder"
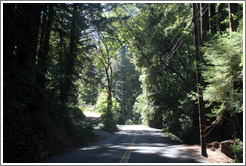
[93,127,113,139]
[181,144,234,163]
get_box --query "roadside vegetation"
[3,3,243,162]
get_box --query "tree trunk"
[60,4,78,105]
[196,4,202,46]
[200,3,209,43]
[229,3,239,32]
[120,57,125,124]
[218,3,227,35]
[107,66,113,110]
[233,112,243,141]
[59,29,64,81]
[37,4,54,90]
[210,3,216,34]
[14,4,41,70]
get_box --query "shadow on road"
[38,125,209,163]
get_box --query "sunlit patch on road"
[39,125,210,163]
[79,146,100,151]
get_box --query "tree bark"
[14,4,41,70]
[37,4,54,90]
[60,3,77,104]
[229,3,239,32]
[210,3,216,34]
[196,4,202,46]
[107,64,113,110]
[120,55,125,124]
[200,3,209,43]
[233,112,243,141]
[218,3,227,35]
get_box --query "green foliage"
[4,3,244,161]
[96,91,121,133]
[202,31,243,118]
[99,110,119,133]
[68,105,86,122]
[229,139,243,163]
[3,3,104,162]
[130,3,198,140]
[125,119,134,125]
[96,91,121,121]
[133,92,155,125]
[3,102,97,162]
[111,46,142,124]
[178,114,198,144]
[163,132,183,143]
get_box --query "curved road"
[39,125,209,163]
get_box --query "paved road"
[38,125,210,163]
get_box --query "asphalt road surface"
[39,125,210,163]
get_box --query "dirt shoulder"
[182,144,234,163]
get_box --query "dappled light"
[4,2,243,163]
[39,125,209,163]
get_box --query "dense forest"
[3,3,243,162]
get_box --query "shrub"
[230,138,243,163]
[99,110,118,133]
[96,91,121,133]
[125,119,134,125]
[68,105,86,122]
[164,132,183,143]
[3,102,98,163]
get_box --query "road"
[38,125,210,163]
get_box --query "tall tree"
[209,3,216,34]
[60,3,78,105]
[122,3,201,141]
[111,46,141,124]
[4,3,42,111]
[93,32,122,132]
[228,3,243,141]
[200,3,209,43]
[37,3,54,93]
[218,3,227,35]
[229,3,239,32]
[3,3,105,162]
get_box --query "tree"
[202,32,243,140]
[228,3,243,141]
[209,3,216,34]
[123,3,201,142]
[218,3,227,35]
[110,46,142,124]
[229,3,239,32]
[3,3,243,162]
[3,3,105,162]
[96,91,121,132]
[202,3,243,142]
[37,4,54,92]
[93,31,122,131]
